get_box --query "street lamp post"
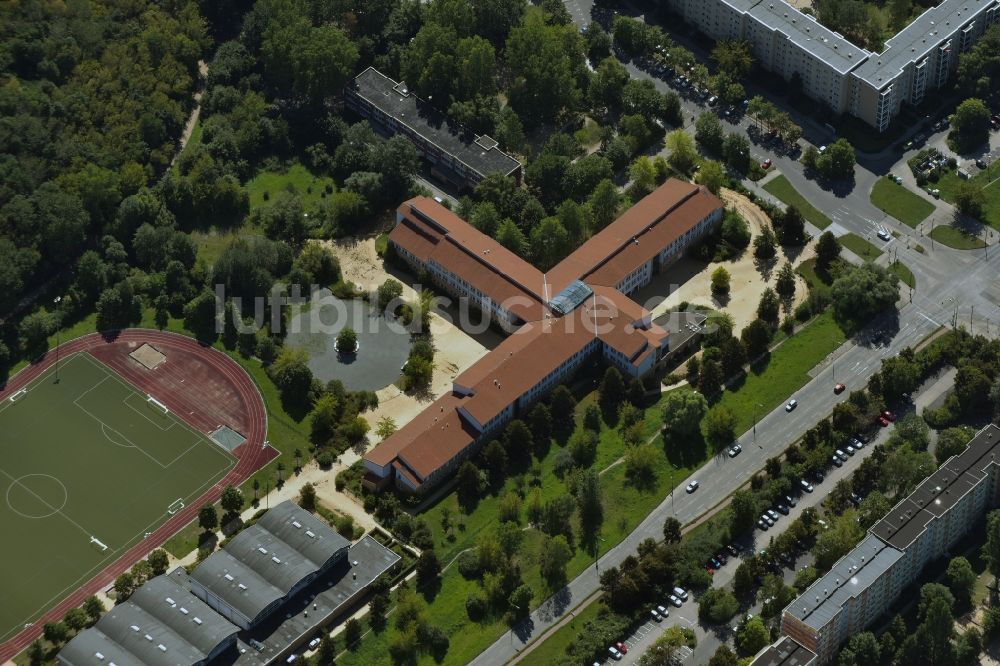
[752,403,764,449]
[53,296,62,384]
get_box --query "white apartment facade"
[667,0,1000,131]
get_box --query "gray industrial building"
[59,502,400,666]
[666,0,1000,131]
[750,423,1000,663]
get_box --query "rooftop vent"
[95,653,105,661]
[238,583,248,590]
[157,645,167,653]
[165,597,175,606]
[130,625,140,632]
[272,556,281,564]
[224,573,234,581]
[194,617,203,625]
[258,547,268,555]
[306,530,316,538]
[180,607,189,615]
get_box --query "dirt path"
[169,60,208,169]
[635,188,810,332]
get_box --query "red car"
[615,641,629,654]
[834,383,846,394]
[882,410,897,422]
[760,159,772,169]
[878,416,890,427]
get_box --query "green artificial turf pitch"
[0,353,234,641]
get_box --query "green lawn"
[888,261,916,289]
[795,258,832,300]
[518,596,604,665]
[0,353,233,642]
[837,232,884,260]
[762,175,832,229]
[245,163,336,212]
[928,224,988,249]
[711,310,847,437]
[937,164,1000,233]
[190,229,258,267]
[869,178,935,228]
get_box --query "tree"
[270,347,315,409]
[704,405,737,446]
[984,510,1000,577]
[831,263,900,327]
[457,461,483,507]
[506,11,583,125]
[775,261,797,300]
[114,572,136,600]
[737,616,770,655]
[84,596,104,623]
[816,138,856,180]
[297,482,317,512]
[708,645,739,666]
[954,181,987,218]
[698,587,739,624]
[936,426,975,465]
[695,113,725,154]
[723,133,751,173]
[589,56,630,110]
[730,490,758,535]
[336,326,358,353]
[43,621,69,645]
[639,626,689,666]
[802,145,820,171]
[599,367,626,412]
[815,231,841,269]
[663,517,682,543]
[777,206,806,245]
[198,504,218,532]
[757,287,780,326]
[148,549,169,576]
[539,534,573,586]
[713,39,754,77]
[624,444,659,488]
[589,179,620,230]
[496,218,529,256]
[662,389,708,441]
[220,485,244,515]
[699,359,724,396]
[741,319,772,358]
[813,510,864,570]
[666,129,698,174]
[878,356,921,402]
[27,640,44,666]
[64,607,89,633]
[753,225,777,262]
[946,556,976,604]
[576,468,605,541]
[711,266,731,295]
[417,549,442,588]
[696,160,726,195]
[952,98,991,152]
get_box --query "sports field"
[0,352,234,642]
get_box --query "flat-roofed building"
[366,179,721,494]
[665,0,1000,131]
[189,503,350,630]
[749,636,818,666]
[775,424,1000,662]
[58,576,240,666]
[346,67,522,190]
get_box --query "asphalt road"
[469,4,1000,663]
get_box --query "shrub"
[316,450,334,469]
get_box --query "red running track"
[0,330,275,661]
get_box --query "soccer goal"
[146,394,169,415]
[167,498,185,515]
[90,536,109,552]
[8,388,27,403]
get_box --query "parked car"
[831,455,843,467]
[813,470,826,483]
[715,551,729,565]
[785,495,798,508]
[801,479,814,493]
[760,159,772,169]
[708,557,723,569]
[609,646,623,660]
[728,444,742,458]
[615,642,628,655]
[850,437,864,449]
[777,503,790,515]
[658,604,671,616]
[845,445,856,456]
[726,544,739,556]
[766,509,779,521]
[758,518,770,530]
[674,587,689,601]
[668,594,683,607]
[785,399,798,412]
[834,383,846,394]
[686,480,700,493]
[308,638,321,650]
[761,514,774,527]
[882,410,897,422]
[651,608,663,622]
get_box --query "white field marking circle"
[6,473,69,519]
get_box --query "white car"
[609,646,623,660]
[800,479,814,493]
[877,229,891,241]
[728,444,742,457]
[308,638,321,649]
[785,399,798,412]
[686,480,700,493]
[668,595,683,607]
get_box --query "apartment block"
[764,423,1000,663]
[365,180,723,494]
[666,0,1000,131]
[345,67,522,190]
